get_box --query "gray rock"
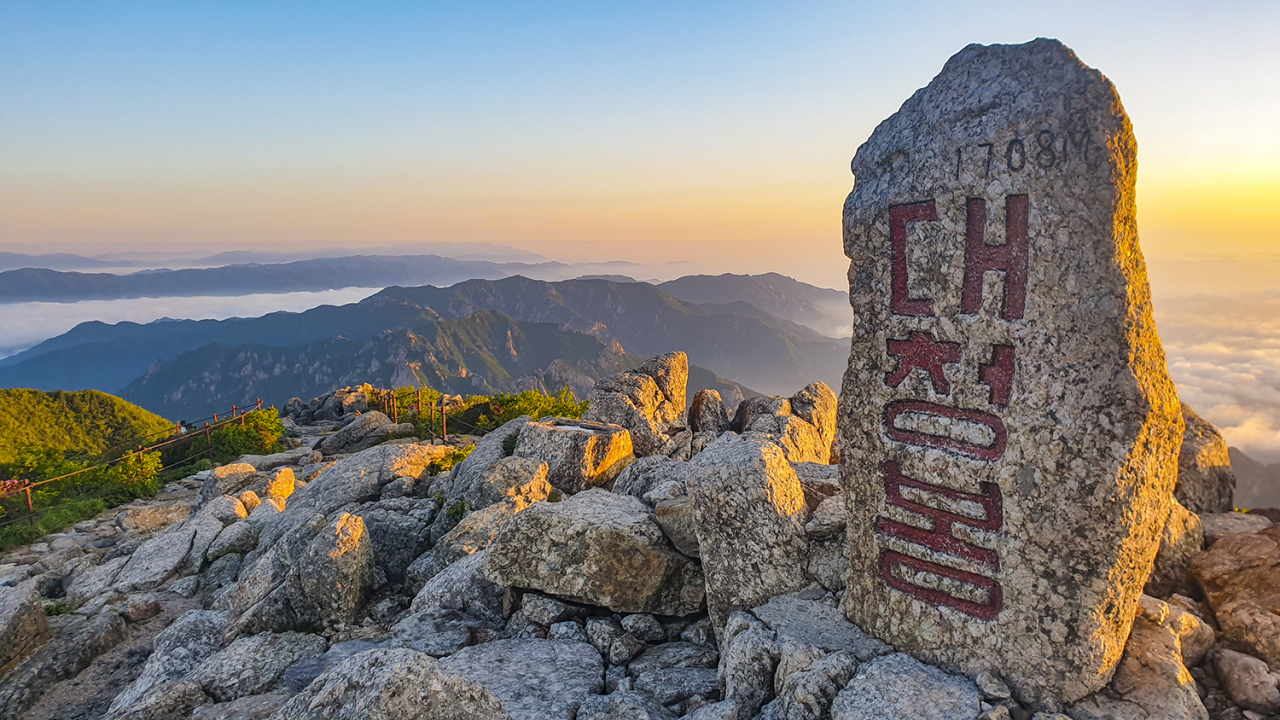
[116,500,193,535]
[518,593,586,626]
[513,419,634,493]
[830,653,981,720]
[584,373,670,457]
[586,616,624,656]
[441,639,605,720]
[0,610,127,717]
[196,464,258,508]
[654,495,699,558]
[1069,595,1211,719]
[209,521,259,561]
[686,434,809,632]
[318,411,394,454]
[0,580,49,672]
[613,455,690,503]
[109,680,209,720]
[291,513,376,629]
[732,387,836,465]
[634,667,719,705]
[483,489,705,615]
[112,523,200,592]
[391,608,501,657]
[190,631,328,702]
[1201,511,1270,545]
[628,641,719,677]
[576,691,677,720]
[685,701,741,720]
[273,647,511,719]
[622,613,667,643]
[752,592,890,661]
[548,621,589,643]
[804,495,846,540]
[1211,647,1280,714]
[415,500,529,585]
[1145,498,1205,598]
[806,536,849,592]
[637,352,689,427]
[429,456,551,546]
[689,389,731,435]
[356,497,437,583]
[443,416,532,499]
[838,38,1182,708]
[282,640,381,693]
[409,550,506,624]
[719,612,777,719]
[1177,403,1236,514]
[192,692,290,720]
[236,447,318,472]
[609,632,647,665]
[759,650,859,720]
[108,609,228,713]
[64,556,127,605]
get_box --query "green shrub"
[447,500,467,522]
[428,445,475,476]
[44,600,75,616]
[183,408,285,465]
[502,434,519,457]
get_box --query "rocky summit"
[0,38,1271,720]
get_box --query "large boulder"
[1177,403,1236,514]
[440,639,606,720]
[1069,595,1211,720]
[439,416,532,500]
[188,631,327,702]
[830,654,982,720]
[318,411,395,454]
[1190,526,1280,666]
[513,420,634,493]
[195,463,258,508]
[428,455,550,545]
[108,610,228,714]
[409,551,506,624]
[0,610,128,718]
[688,389,731,435]
[837,39,1183,708]
[483,489,705,616]
[0,580,49,673]
[731,383,837,464]
[584,353,689,457]
[354,497,437,583]
[613,455,690,504]
[686,434,809,631]
[273,648,511,720]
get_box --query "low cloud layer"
[0,288,382,359]
[1156,293,1280,463]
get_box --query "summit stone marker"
[838,39,1183,708]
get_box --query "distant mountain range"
[0,275,851,420]
[1230,447,1280,509]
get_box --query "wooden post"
[417,388,422,418]
[205,426,213,463]
[393,393,399,423]
[257,398,262,411]
[25,486,34,527]
[441,401,447,445]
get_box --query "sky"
[1,0,1279,459]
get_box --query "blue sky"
[1,0,1277,288]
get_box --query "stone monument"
[838,38,1183,708]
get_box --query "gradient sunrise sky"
[1,1,1277,290]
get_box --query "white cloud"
[1156,294,1280,463]
[0,288,383,358]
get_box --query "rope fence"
[0,400,272,531]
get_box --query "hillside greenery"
[0,388,173,465]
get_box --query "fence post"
[257,398,262,411]
[25,486,34,527]
[205,426,213,463]
[441,401,447,445]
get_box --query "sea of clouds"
[1155,293,1280,464]
[1,282,1276,464]
[0,288,382,360]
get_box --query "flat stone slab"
[751,593,890,661]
